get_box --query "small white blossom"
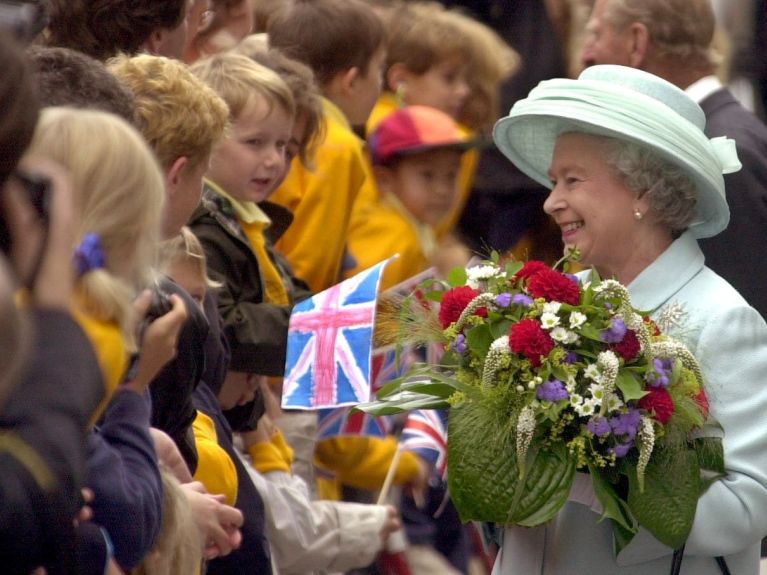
[565,376,577,392]
[550,326,570,342]
[527,381,536,390]
[540,312,560,330]
[584,364,601,381]
[466,265,501,288]
[588,383,605,404]
[516,385,525,392]
[569,393,583,407]
[604,394,624,412]
[575,399,597,416]
[543,301,562,314]
[569,311,587,329]
[490,335,510,352]
[563,331,580,345]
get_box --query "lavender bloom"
[587,416,611,437]
[564,351,579,364]
[452,333,467,354]
[512,293,534,307]
[536,379,569,402]
[601,317,627,343]
[609,440,635,458]
[610,408,641,440]
[496,293,512,308]
[646,357,674,388]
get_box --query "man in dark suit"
[580,0,767,321]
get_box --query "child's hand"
[378,504,402,545]
[127,293,187,393]
[240,413,275,448]
[181,481,244,559]
[150,427,193,483]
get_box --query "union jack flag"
[400,409,449,479]
[282,258,392,410]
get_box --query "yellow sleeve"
[314,435,421,491]
[271,115,368,293]
[345,202,429,291]
[192,411,238,506]
[70,307,129,424]
[247,429,294,474]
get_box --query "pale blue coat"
[494,231,767,574]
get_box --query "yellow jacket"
[363,92,480,237]
[192,410,238,506]
[270,98,375,293]
[344,193,431,291]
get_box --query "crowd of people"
[1,0,767,574]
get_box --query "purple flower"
[646,357,674,388]
[512,293,534,307]
[601,317,627,344]
[609,440,635,458]
[452,333,467,354]
[564,273,580,284]
[609,408,641,440]
[587,416,611,437]
[536,379,569,402]
[496,293,512,307]
[563,351,579,364]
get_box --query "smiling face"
[382,148,463,226]
[207,96,293,203]
[544,132,664,282]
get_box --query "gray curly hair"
[604,137,697,236]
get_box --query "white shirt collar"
[685,75,723,104]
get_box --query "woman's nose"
[543,184,563,215]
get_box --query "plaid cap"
[369,105,474,165]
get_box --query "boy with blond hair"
[266,0,386,294]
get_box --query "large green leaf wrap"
[447,401,577,524]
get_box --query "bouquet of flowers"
[359,254,724,552]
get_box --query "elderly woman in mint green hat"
[491,65,767,574]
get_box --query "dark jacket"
[699,87,767,320]
[188,184,312,376]
[0,310,104,574]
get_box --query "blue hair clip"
[74,232,106,276]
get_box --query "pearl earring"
[633,209,643,221]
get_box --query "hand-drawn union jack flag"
[282,258,392,410]
[400,409,449,479]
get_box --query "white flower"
[565,376,577,392]
[584,363,601,381]
[490,335,510,352]
[543,301,562,314]
[466,265,501,288]
[563,330,580,345]
[550,326,569,342]
[569,393,583,407]
[604,394,624,412]
[588,383,605,404]
[569,311,587,329]
[575,398,597,416]
[540,312,560,330]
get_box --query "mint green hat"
[493,65,741,239]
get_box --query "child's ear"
[373,165,395,194]
[143,29,166,56]
[340,66,360,95]
[165,156,189,195]
[386,63,409,93]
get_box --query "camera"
[0,169,51,256]
[0,1,48,43]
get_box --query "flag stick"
[377,445,403,505]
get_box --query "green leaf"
[627,447,699,550]
[505,261,523,277]
[588,461,637,534]
[354,391,450,415]
[447,267,468,287]
[694,436,726,491]
[490,319,512,339]
[616,372,648,401]
[422,290,444,302]
[578,324,604,342]
[466,324,493,355]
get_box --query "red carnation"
[439,286,486,329]
[509,319,555,367]
[638,388,675,425]
[516,260,549,280]
[527,268,581,306]
[610,329,641,361]
[695,389,710,418]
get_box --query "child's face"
[386,148,462,226]
[218,371,260,410]
[207,97,293,204]
[402,58,470,119]
[167,258,206,308]
[346,46,386,125]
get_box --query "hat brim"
[376,137,489,165]
[493,108,730,239]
